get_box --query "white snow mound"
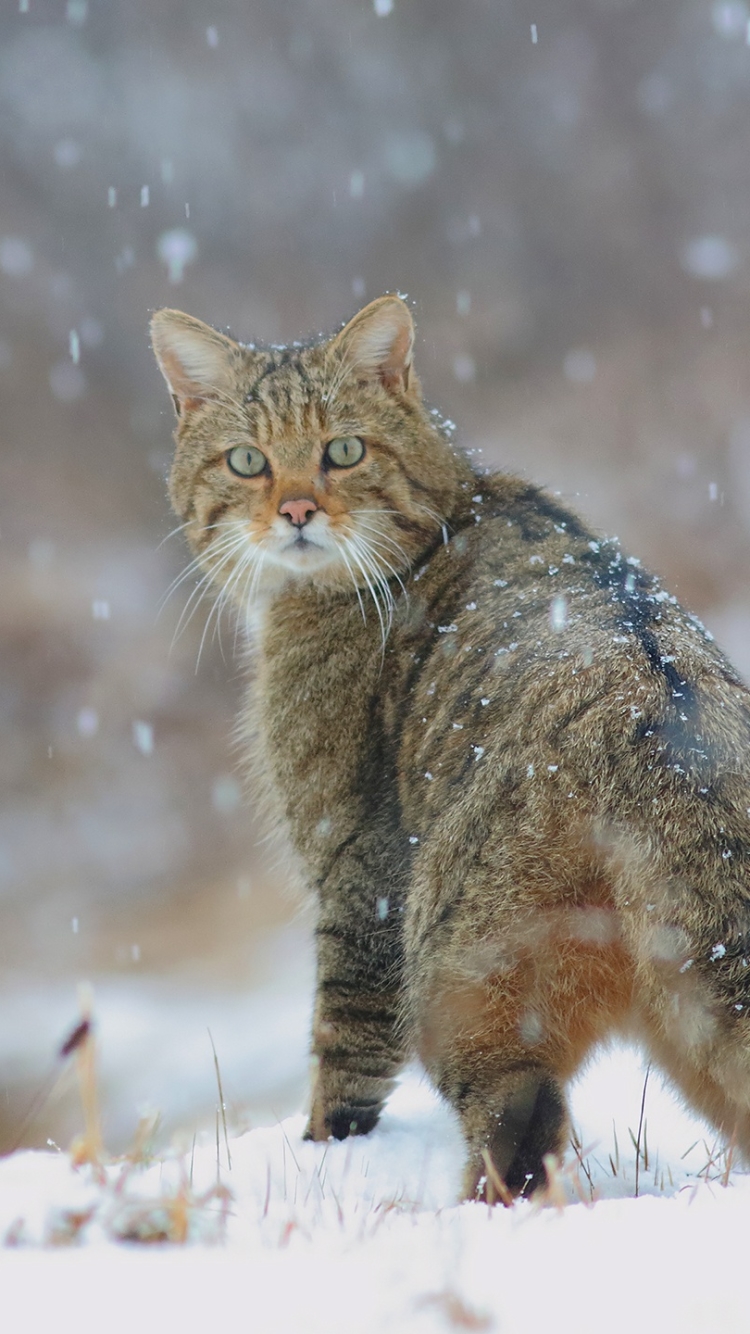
[1,1046,749,1334]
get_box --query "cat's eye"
[225,445,268,477]
[324,436,365,469]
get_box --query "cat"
[152,294,750,1202]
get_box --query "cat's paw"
[303,1102,381,1142]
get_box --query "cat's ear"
[150,309,239,417]
[332,295,417,396]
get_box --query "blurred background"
[3,0,750,1153]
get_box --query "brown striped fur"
[152,296,750,1201]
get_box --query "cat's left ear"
[332,295,417,396]
[150,309,240,417]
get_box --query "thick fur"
[152,296,750,1202]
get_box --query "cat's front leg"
[304,917,406,1142]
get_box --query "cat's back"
[397,471,750,834]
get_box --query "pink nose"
[279,497,318,527]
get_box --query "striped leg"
[304,922,405,1141]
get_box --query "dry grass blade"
[68,986,106,1181]
[124,1110,161,1167]
[722,1133,736,1187]
[5,1014,96,1156]
[207,1028,232,1172]
[541,1153,568,1211]
[568,1133,597,1203]
[634,1062,651,1198]
[5,1069,64,1157]
[479,1148,513,1207]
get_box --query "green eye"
[325,436,365,469]
[226,445,268,477]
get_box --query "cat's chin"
[267,540,341,576]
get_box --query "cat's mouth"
[283,529,326,558]
[268,525,339,573]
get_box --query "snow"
[2,1043,749,1333]
[156,229,198,284]
[681,235,739,281]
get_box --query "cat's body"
[152,296,750,1200]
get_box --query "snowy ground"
[2,1042,748,1334]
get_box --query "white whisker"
[161,539,246,627]
[169,532,249,652]
[349,532,407,603]
[347,543,389,651]
[349,525,407,584]
[353,519,411,570]
[345,529,402,654]
[197,542,255,670]
[413,502,446,532]
[193,526,272,670]
[238,542,269,645]
[159,530,246,611]
[156,520,190,552]
[335,541,367,626]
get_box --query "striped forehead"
[244,348,322,407]
[243,353,325,437]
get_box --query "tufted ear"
[150,309,240,416]
[332,295,417,396]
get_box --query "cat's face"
[151,297,462,627]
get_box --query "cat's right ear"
[150,310,239,417]
[331,295,417,396]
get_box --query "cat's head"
[150,296,464,626]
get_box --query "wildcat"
[152,295,750,1202]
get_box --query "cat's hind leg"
[411,906,636,1201]
[445,1062,568,1201]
